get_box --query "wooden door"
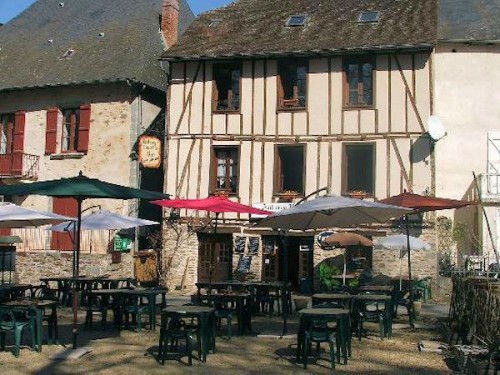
[198,234,232,282]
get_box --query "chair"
[158,312,194,366]
[414,277,432,302]
[83,292,108,329]
[212,296,233,340]
[302,319,336,370]
[0,306,34,357]
[355,294,387,341]
[123,295,150,332]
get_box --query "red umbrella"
[378,192,475,326]
[152,196,272,216]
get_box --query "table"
[358,285,394,295]
[197,293,252,335]
[296,307,351,366]
[352,294,393,339]
[163,305,215,362]
[0,284,33,302]
[311,293,352,309]
[90,288,166,330]
[1,299,59,351]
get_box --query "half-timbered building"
[160,0,439,292]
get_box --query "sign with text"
[252,202,294,218]
[138,136,161,169]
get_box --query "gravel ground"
[0,301,453,375]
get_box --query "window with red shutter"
[45,108,59,155]
[11,111,26,175]
[51,197,78,251]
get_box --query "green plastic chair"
[302,319,336,370]
[0,306,33,357]
[414,277,432,302]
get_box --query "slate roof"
[161,0,438,61]
[0,0,194,92]
[439,0,500,41]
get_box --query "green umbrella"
[0,171,169,349]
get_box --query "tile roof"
[0,0,194,92]
[439,0,500,41]
[161,0,438,61]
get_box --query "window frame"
[342,142,376,197]
[212,63,242,113]
[273,144,306,196]
[343,56,375,108]
[210,145,240,195]
[0,113,15,155]
[277,59,308,111]
[61,107,81,153]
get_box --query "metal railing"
[0,153,39,180]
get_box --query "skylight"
[209,19,222,28]
[286,15,307,27]
[358,11,380,23]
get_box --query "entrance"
[198,233,232,283]
[276,236,313,292]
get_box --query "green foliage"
[319,263,341,291]
[347,277,359,288]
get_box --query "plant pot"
[412,301,422,319]
[294,297,309,312]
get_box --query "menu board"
[237,255,252,273]
[233,235,246,254]
[247,237,260,255]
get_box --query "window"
[344,56,374,107]
[286,15,307,27]
[213,63,240,112]
[45,104,91,155]
[278,59,307,109]
[358,11,380,23]
[0,114,14,155]
[61,108,80,152]
[274,145,304,195]
[211,146,239,194]
[343,143,375,196]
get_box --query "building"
[434,0,500,269]
[0,0,193,282]
[160,0,439,292]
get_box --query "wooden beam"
[390,138,412,192]
[174,61,202,134]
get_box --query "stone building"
[0,0,194,283]
[159,0,442,293]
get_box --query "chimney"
[161,0,179,48]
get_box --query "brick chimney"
[161,0,179,48]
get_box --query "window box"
[276,190,299,202]
[282,99,299,107]
[347,190,367,200]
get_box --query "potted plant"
[318,263,341,292]
[278,190,298,202]
[412,289,423,319]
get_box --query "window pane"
[214,147,239,193]
[345,145,374,194]
[297,65,307,106]
[214,65,240,111]
[278,146,304,193]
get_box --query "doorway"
[198,233,232,283]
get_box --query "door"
[198,234,232,282]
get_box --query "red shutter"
[11,111,25,175]
[77,104,91,153]
[51,197,78,251]
[45,108,58,155]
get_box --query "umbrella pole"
[72,198,83,349]
[279,230,289,337]
[405,215,414,328]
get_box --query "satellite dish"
[428,115,447,142]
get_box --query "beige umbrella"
[322,232,373,285]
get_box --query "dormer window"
[209,19,222,28]
[358,11,380,23]
[286,15,307,27]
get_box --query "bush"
[319,263,341,291]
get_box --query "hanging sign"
[138,136,161,169]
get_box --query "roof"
[161,0,438,61]
[0,0,194,92]
[439,0,500,41]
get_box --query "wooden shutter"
[77,104,91,153]
[51,197,78,251]
[11,111,25,175]
[45,108,59,155]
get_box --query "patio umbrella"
[0,171,169,349]
[50,210,159,232]
[322,232,373,285]
[254,194,411,231]
[0,202,75,228]
[378,191,474,326]
[374,234,431,290]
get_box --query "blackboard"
[234,235,246,254]
[247,237,259,255]
[0,247,15,272]
[237,255,252,273]
[263,237,276,255]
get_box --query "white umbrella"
[374,234,431,290]
[50,210,158,232]
[0,202,75,227]
[254,194,412,230]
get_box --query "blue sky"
[0,0,234,24]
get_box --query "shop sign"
[251,202,294,218]
[138,135,161,168]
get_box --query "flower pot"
[412,301,422,319]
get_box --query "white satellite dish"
[428,115,447,142]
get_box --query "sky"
[0,0,234,24]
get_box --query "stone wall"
[1,251,133,285]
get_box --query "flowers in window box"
[213,190,230,198]
[278,190,299,202]
[282,98,299,107]
[348,190,367,200]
